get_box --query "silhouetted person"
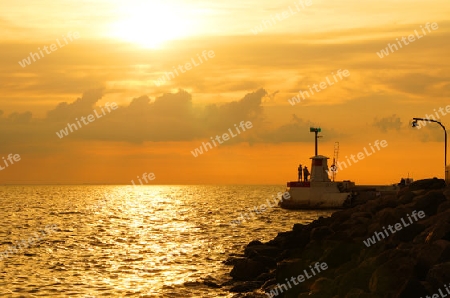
[298,164,302,181]
[303,166,310,182]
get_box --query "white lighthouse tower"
[310,155,331,182]
[308,127,331,182]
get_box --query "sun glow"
[109,1,194,49]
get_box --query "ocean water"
[0,185,333,297]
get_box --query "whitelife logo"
[131,172,155,186]
[230,191,291,226]
[190,120,253,157]
[376,22,438,58]
[56,102,118,139]
[0,153,21,171]
[0,224,59,261]
[251,0,312,35]
[363,210,425,247]
[420,283,450,298]
[154,50,215,86]
[325,140,388,177]
[18,31,80,68]
[288,69,350,106]
[413,104,450,129]
[266,262,328,297]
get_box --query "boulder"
[392,223,426,243]
[426,262,450,290]
[395,278,430,298]
[372,207,398,227]
[345,288,382,298]
[437,200,450,213]
[413,240,450,278]
[244,244,281,259]
[310,226,334,241]
[229,281,263,292]
[407,178,446,191]
[398,190,416,205]
[321,241,360,268]
[410,190,447,216]
[368,257,416,295]
[336,264,374,296]
[310,277,336,295]
[230,258,268,281]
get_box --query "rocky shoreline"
[223,178,450,297]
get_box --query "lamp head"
[412,120,418,127]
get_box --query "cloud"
[373,114,402,132]
[46,89,104,121]
[261,114,343,143]
[0,88,353,152]
[202,88,266,132]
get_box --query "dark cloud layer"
[0,89,339,147]
[373,114,403,132]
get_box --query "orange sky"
[0,0,450,184]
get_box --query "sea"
[0,185,333,297]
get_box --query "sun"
[109,1,193,49]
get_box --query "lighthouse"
[282,127,398,209]
[310,155,331,182]
[308,127,331,182]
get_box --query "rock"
[226,178,450,297]
[229,281,263,292]
[232,293,268,298]
[392,223,426,243]
[310,277,336,295]
[224,256,246,266]
[297,293,333,298]
[256,271,275,282]
[372,207,398,227]
[230,258,268,281]
[352,190,379,207]
[344,288,382,298]
[414,210,450,243]
[426,262,450,289]
[410,190,447,216]
[346,224,368,238]
[203,276,222,288]
[248,240,263,247]
[368,257,416,295]
[442,186,450,199]
[251,254,276,269]
[330,208,353,224]
[407,178,446,191]
[321,241,360,268]
[293,223,306,232]
[310,226,334,241]
[437,200,450,213]
[327,230,353,241]
[395,278,430,298]
[266,229,310,251]
[413,240,450,278]
[336,264,374,296]
[372,195,399,213]
[244,244,281,259]
[351,212,373,220]
[398,190,416,204]
[261,277,277,289]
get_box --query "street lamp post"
[411,117,448,182]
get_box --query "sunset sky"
[1,0,449,184]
